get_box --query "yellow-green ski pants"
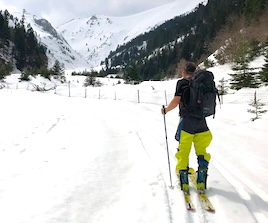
[175,130,212,172]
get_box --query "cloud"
[0,0,19,13]
[0,0,174,27]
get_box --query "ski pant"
[175,118,212,172]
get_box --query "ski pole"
[162,105,174,189]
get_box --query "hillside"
[57,0,205,68]
[1,0,268,78]
[12,12,90,70]
[105,0,268,80]
[1,1,205,71]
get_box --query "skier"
[161,62,212,193]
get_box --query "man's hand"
[161,106,166,115]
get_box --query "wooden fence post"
[68,81,71,97]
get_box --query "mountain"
[3,0,205,71]
[11,12,89,70]
[57,0,206,68]
[102,0,268,81]
[3,0,266,76]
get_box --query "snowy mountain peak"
[9,12,89,70]
[5,0,206,70]
[57,0,206,68]
[34,18,59,39]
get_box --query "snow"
[57,0,206,68]
[8,12,89,70]
[5,0,206,70]
[0,60,268,223]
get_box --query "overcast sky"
[0,0,175,27]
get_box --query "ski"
[188,168,215,212]
[184,192,195,211]
[198,193,215,212]
[177,185,195,210]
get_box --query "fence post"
[68,81,71,97]
[137,90,140,103]
[114,91,116,100]
[99,89,101,99]
[85,88,87,98]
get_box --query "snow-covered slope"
[0,56,268,222]
[11,12,89,70]
[5,1,206,70]
[57,0,206,67]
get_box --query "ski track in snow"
[134,104,216,223]
[140,103,268,223]
[0,89,268,223]
[211,159,268,222]
[0,94,172,223]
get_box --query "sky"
[0,56,268,222]
[16,0,204,69]
[0,0,175,27]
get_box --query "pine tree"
[0,62,12,80]
[19,69,31,81]
[229,63,260,90]
[0,11,10,40]
[14,18,27,70]
[123,61,141,84]
[83,75,102,87]
[259,49,268,84]
[243,0,267,22]
[247,91,267,121]
[51,60,65,83]
[0,10,48,71]
[229,42,261,90]
[52,60,64,75]
[39,66,52,80]
[83,75,96,87]
[204,59,215,68]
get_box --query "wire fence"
[221,91,268,105]
[54,85,171,106]
[2,82,268,106]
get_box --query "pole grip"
[162,105,166,114]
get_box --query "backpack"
[180,69,220,119]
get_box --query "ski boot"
[196,166,208,193]
[197,155,208,193]
[178,170,189,194]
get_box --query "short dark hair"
[184,62,196,74]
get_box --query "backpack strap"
[180,78,191,107]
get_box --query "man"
[161,62,212,193]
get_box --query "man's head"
[183,62,196,76]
